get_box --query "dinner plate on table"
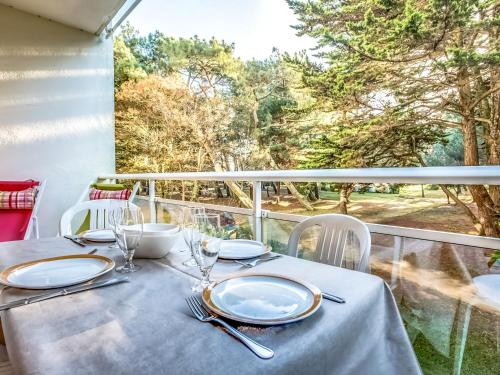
[0,255,115,289]
[218,239,270,260]
[80,229,116,243]
[202,274,322,325]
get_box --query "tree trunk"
[458,66,499,237]
[191,182,200,201]
[338,183,354,215]
[486,13,500,210]
[462,115,498,235]
[224,183,231,198]
[439,184,483,235]
[284,181,314,211]
[421,185,425,198]
[266,151,314,211]
[415,149,488,235]
[191,147,205,202]
[307,183,320,201]
[200,137,253,209]
[216,171,253,208]
[216,185,224,198]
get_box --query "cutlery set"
[0,277,129,311]
[233,254,282,268]
[64,235,87,247]
[186,295,275,359]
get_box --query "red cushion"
[89,188,131,200]
[0,180,40,242]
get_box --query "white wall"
[0,5,115,236]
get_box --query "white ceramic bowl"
[133,224,181,259]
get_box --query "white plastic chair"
[59,199,138,236]
[287,214,371,272]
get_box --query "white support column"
[390,236,404,290]
[253,181,262,242]
[149,180,157,224]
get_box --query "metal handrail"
[99,166,500,185]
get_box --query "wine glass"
[191,213,222,292]
[181,206,205,267]
[111,206,144,273]
[107,207,119,249]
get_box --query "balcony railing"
[99,166,500,250]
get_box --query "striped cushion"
[89,188,130,200]
[0,188,35,209]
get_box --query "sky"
[124,0,317,61]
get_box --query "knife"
[0,277,129,311]
[322,292,346,304]
[64,235,86,247]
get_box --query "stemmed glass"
[181,207,205,267]
[191,213,222,292]
[111,206,144,273]
[107,209,119,249]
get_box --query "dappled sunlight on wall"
[0,68,111,80]
[0,115,112,145]
[0,4,115,236]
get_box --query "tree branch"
[470,84,500,110]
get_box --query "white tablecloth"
[0,237,421,375]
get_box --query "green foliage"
[425,129,465,166]
[113,0,499,233]
[113,37,146,88]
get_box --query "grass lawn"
[262,185,478,235]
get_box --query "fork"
[234,254,282,268]
[64,235,86,247]
[185,296,274,359]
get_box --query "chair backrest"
[59,199,138,236]
[77,181,140,203]
[287,214,371,272]
[0,180,42,242]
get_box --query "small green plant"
[488,250,500,268]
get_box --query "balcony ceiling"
[0,0,128,35]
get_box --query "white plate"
[218,240,270,260]
[202,274,322,325]
[0,255,115,289]
[81,229,116,243]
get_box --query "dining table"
[0,237,422,375]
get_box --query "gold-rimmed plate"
[80,229,115,243]
[0,255,115,289]
[202,273,322,325]
[218,240,270,260]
